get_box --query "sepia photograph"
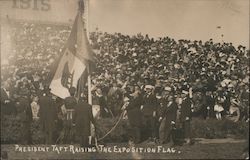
[0,0,249,159]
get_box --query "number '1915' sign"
[0,0,78,24]
[12,0,51,11]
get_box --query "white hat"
[145,85,154,90]
[124,97,130,102]
[164,87,172,91]
[182,90,189,95]
[218,97,225,102]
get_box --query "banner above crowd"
[0,0,79,24]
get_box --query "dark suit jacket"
[206,95,215,107]
[142,93,159,116]
[74,101,95,136]
[16,96,32,123]
[180,98,192,122]
[107,87,123,106]
[158,98,168,118]
[1,88,16,115]
[98,95,109,117]
[163,101,178,124]
[126,95,143,127]
[38,95,57,132]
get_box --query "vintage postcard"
[1,0,249,159]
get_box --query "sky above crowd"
[88,0,249,48]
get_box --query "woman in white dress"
[214,96,225,120]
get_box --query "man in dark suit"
[158,86,172,143]
[107,82,123,117]
[1,81,16,116]
[159,94,178,144]
[73,97,96,147]
[63,87,78,143]
[205,91,215,119]
[180,90,192,144]
[93,88,109,118]
[125,90,143,143]
[38,86,57,144]
[16,87,32,144]
[141,85,159,142]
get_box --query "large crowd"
[1,21,249,145]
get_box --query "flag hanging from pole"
[49,10,94,99]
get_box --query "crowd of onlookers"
[1,21,249,124]
[89,31,249,122]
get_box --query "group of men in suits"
[1,78,192,146]
[1,81,33,144]
[123,84,193,145]
[1,81,95,146]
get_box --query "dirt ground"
[1,138,248,160]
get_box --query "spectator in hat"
[158,86,172,142]
[93,88,109,118]
[159,94,178,144]
[38,86,57,144]
[192,92,207,119]
[205,91,215,119]
[125,89,143,144]
[141,85,159,142]
[180,90,192,144]
[73,96,96,147]
[107,82,123,117]
[1,81,16,116]
[226,99,240,122]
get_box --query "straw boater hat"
[164,86,172,92]
[182,90,189,95]
[124,97,130,102]
[144,85,154,91]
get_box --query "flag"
[49,11,94,99]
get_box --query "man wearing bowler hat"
[1,81,16,116]
[159,87,178,144]
[38,86,57,144]
[73,96,96,147]
[141,85,159,142]
[180,90,192,144]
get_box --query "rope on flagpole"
[55,110,125,144]
[97,110,125,141]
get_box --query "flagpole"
[87,65,92,105]
[82,0,95,144]
[84,0,92,105]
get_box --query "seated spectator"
[226,99,240,122]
